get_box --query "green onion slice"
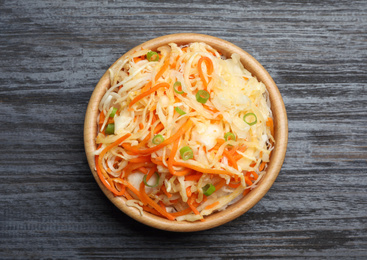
[105,123,115,135]
[202,183,216,196]
[179,146,194,161]
[174,107,186,115]
[243,113,257,126]
[224,132,236,142]
[147,51,159,62]
[109,107,118,118]
[143,172,160,188]
[196,90,210,104]
[152,134,164,145]
[173,81,184,94]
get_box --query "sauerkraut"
[95,42,275,221]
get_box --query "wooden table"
[1,0,366,258]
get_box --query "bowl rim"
[84,33,288,232]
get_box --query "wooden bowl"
[84,33,288,232]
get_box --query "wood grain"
[1,0,366,258]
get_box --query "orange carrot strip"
[142,205,163,217]
[223,149,238,170]
[139,123,144,130]
[98,111,105,127]
[137,123,164,149]
[198,57,213,90]
[124,190,134,200]
[172,161,237,177]
[139,167,156,205]
[129,156,151,163]
[204,201,220,210]
[245,176,253,186]
[266,117,274,136]
[151,157,165,166]
[138,167,148,174]
[141,81,152,93]
[248,171,259,180]
[259,162,266,172]
[129,82,170,109]
[123,120,192,155]
[161,185,172,198]
[171,207,192,217]
[243,189,251,196]
[168,138,180,175]
[154,54,171,81]
[185,172,203,181]
[187,193,200,215]
[140,187,175,220]
[214,178,227,191]
[124,162,154,177]
[227,182,241,189]
[186,186,192,197]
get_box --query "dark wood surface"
[1,0,366,259]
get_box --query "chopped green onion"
[196,90,210,104]
[243,113,257,126]
[224,132,236,142]
[109,107,118,118]
[179,146,194,161]
[202,184,216,196]
[147,51,159,62]
[143,172,160,188]
[174,107,186,115]
[173,81,184,94]
[105,123,115,135]
[152,134,164,145]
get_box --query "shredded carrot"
[227,181,241,189]
[214,178,226,191]
[139,123,144,130]
[185,172,203,181]
[246,171,258,181]
[204,201,220,210]
[198,56,213,90]
[98,111,105,128]
[129,82,169,110]
[151,157,165,166]
[154,54,171,82]
[173,161,237,177]
[140,186,175,220]
[141,81,152,93]
[142,205,163,217]
[186,186,192,197]
[129,156,151,163]
[124,190,134,200]
[223,149,238,170]
[138,167,148,174]
[259,162,266,172]
[123,119,192,155]
[161,185,172,198]
[266,117,274,136]
[171,207,192,217]
[123,162,154,177]
[245,176,253,186]
[187,193,200,215]
[168,138,179,175]
[97,133,131,186]
[243,189,251,196]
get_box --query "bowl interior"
[84,33,288,232]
